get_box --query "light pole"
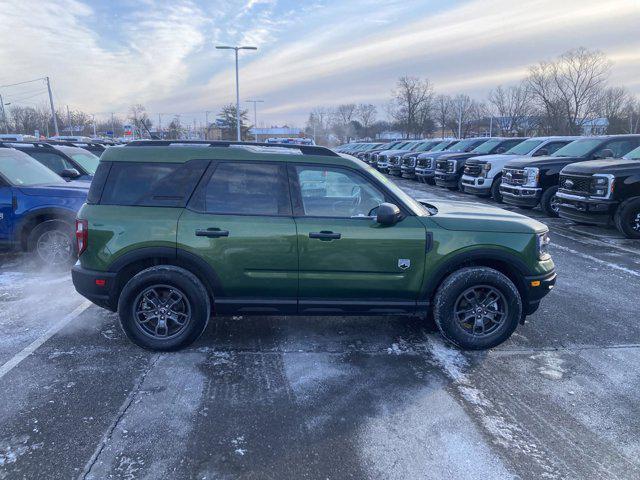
[216,45,257,141]
[246,99,264,142]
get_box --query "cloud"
[0,0,639,126]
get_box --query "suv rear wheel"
[434,267,522,350]
[118,266,211,351]
[28,219,76,268]
[614,197,640,239]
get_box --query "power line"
[0,77,45,89]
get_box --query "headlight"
[482,163,492,171]
[447,160,457,172]
[524,167,539,187]
[590,174,615,198]
[537,231,551,260]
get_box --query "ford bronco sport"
[72,141,556,351]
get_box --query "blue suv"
[0,148,88,266]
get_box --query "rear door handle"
[195,228,229,238]
[309,231,341,240]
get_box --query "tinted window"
[295,165,385,217]
[87,162,112,204]
[26,151,75,174]
[204,162,290,216]
[506,139,542,155]
[595,138,640,158]
[554,138,604,157]
[545,141,571,155]
[100,160,208,207]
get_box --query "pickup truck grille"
[403,156,416,167]
[417,157,432,168]
[435,159,448,171]
[464,164,483,177]
[502,168,527,185]
[388,156,399,165]
[559,174,591,194]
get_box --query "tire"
[433,267,522,350]
[614,197,640,239]
[27,219,76,268]
[117,265,211,351]
[490,177,503,203]
[541,186,560,217]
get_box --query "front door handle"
[195,228,229,238]
[309,231,341,240]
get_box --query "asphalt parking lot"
[1,177,639,480]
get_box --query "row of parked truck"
[336,135,640,239]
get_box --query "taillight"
[76,219,88,256]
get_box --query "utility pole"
[489,116,493,137]
[111,113,115,138]
[158,113,162,139]
[92,114,97,137]
[0,94,8,134]
[216,45,257,141]
[66,105,71,135]
[457,102,463,139]
[246,100,264,142]
[205,111,211,140]
[45,76,59,136]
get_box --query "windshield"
[447,139,482,151]
[624,146,640,160]
[413,141,440,152]
[430,141,453,152]
[553,138,604,157]
[506,139,544,155]
[471,139,503,154]
[0,150,65,186]
[68,150,100,174]
[365,164,429,215]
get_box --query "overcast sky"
[1,0,639,127]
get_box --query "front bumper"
[415,168,435,178]
[461,174,491,195]
[401,166,416,178]
[72,264,118,311]
[388,165,402,175]
[556,192,617,226]
[434,172,458,187]
[500,184,542,207]
[523,269,557,316]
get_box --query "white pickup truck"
[460,136,579,202]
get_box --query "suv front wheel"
[118,266,211,351]
[434,267,522,350]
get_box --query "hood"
[436,152,486,162]
[417,150,461,160]
[465,153,515,165]
[504,155,582,169]
[18,182,89,198]
[379,149,411,157]
[419,199,547,234]
[561,158,640,176]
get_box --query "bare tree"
[128,104,153,137]
[623,97,640,134]
[355,104,377,138]
[597,86,631,133]
[447,94,486,138]
[390,76,435,138]
[434,95,452,138]
[488,83,534,135]
[528,47,611,135]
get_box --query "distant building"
[248,126,303,142]
[581,118,608,136]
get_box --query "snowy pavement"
[1,178,639,479]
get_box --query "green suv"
[72,141,556,351]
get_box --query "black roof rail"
[124,139,339,157]
[0,141,57,149]
[46,140,107,148]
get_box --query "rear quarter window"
[99,160,209,207]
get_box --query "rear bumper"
[556,192,617,226]
[500,184,542,207]
[72,264,118,311]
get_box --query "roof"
[100,144,356,168]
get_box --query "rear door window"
[99,160,209,207]
[203,162,291,216]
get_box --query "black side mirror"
[60,168,81,179]
[534,148,548,157]
[376,202,400,226]
[596,149,614,159]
